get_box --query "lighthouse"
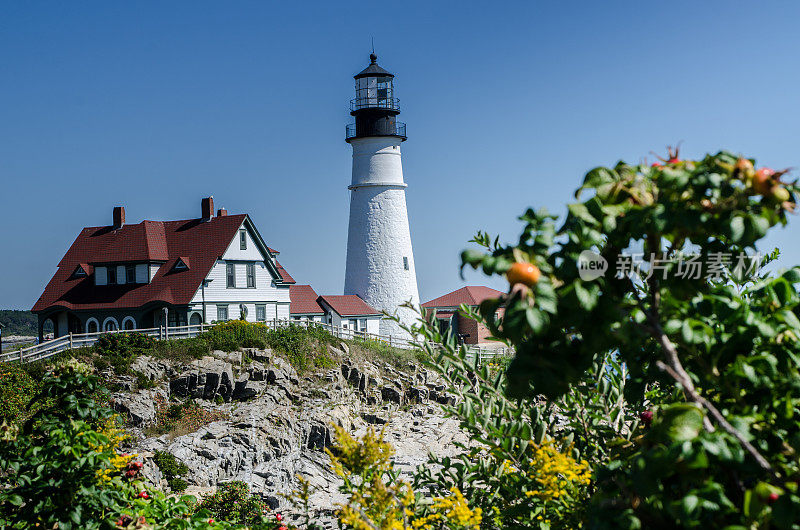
[344,53,420,337]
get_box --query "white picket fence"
[0,319,510,366]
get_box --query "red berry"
[134,461,144,469]
[767,492,779,504]
[208,519,215,524]
[667,157,680,164]
[279,527,288,530]
[275,513,283,521]
[138,491,149,499]
[640,410,653,427]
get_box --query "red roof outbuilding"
[318,295,381,317]
[422,286,504,308]
[289,285,325,315]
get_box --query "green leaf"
[729,216,745,243]
[658,404,705,442]
[574,282,599,311]
[681,320,693,343]
[568,203,600,226]
[783,267,800,283]
[525,307,546,334]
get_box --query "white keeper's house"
[32,197,382,342]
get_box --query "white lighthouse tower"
[344,53,420,337]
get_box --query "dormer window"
[172,258,189,272]
[71,265,88,279]
[108,267,117,285]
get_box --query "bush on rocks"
[197,481,272,527]
[0,363,39,424]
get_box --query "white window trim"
[86,317,100,333]
[102,317,119,332]
[121,316,137,330]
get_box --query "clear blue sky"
[2,1,800,309]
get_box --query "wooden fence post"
[69,333,73,350]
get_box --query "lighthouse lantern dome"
[351,53,399,112]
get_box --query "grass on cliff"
[7,321,421,404]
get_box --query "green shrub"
[147,398,228,437]
[153,451,189,493]
[150,337,209,362]
[203,321,268,352]
[263,324,335,373]
[0,363,39,424]
[0,367,230,528]
[197,481,270,527]
[135,373,156,389]
[458,150,800,527]
[349,336,420,368]
[95,332,155,374]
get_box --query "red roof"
[33,214,289,313]
[275,261,296,284]
[318,295,381,317]
[422,286,504,308]
[289,285,324,315]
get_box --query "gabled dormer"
[172,257,189,272]
[219,217,294,286]
[70,263,90,280]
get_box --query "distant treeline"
[0,310,37,336]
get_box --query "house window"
[246,263,255,288]
[226,263,235,288]
[108,266,117,285]
[217,305,229,321]
[403,257,409,270]
[240,230,247,250]
[125,265,136,284]
[360,319,367,331]
[256,304,266,321]
[239,304,248,320]
[72,265,87,279]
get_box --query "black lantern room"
[346,54,407,142]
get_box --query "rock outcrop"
[120,349,465,526]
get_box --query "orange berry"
[507,262,541,287]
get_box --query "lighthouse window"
[403,257,409,270]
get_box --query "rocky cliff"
[109,344,465,526]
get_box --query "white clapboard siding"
[221,224,264,261]
[192,261,289,304]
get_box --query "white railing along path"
[0,319,510,366]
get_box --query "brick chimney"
[113,206,125,229]
[217,208,228,217]
[201,197,214,221]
